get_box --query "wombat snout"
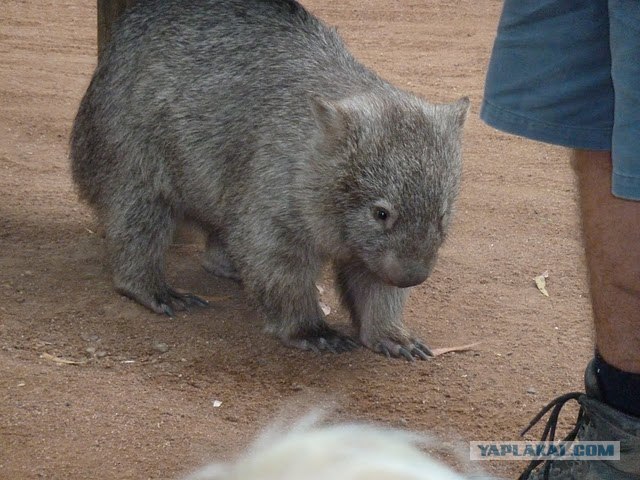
[380,253,435,288]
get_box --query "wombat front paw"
[368,338,433,362]
[282,325,360,354]
[117,285,209,318]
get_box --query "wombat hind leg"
[117,285,209,318]
[107,198,208,317]
[202,234,241,282]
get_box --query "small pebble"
[96,350,107,358]
[81,333,100,342]
[153,342,169,353]
[526,387,537,395]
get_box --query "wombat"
[70,0,469,360]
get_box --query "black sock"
[594,352,640,418]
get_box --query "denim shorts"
[480,0,640,201]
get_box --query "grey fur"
[70,0,470,359]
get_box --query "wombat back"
[70,0,383,208]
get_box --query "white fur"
[185,416,481,480]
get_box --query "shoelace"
[517,392,585,480]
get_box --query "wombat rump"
[70,0,469,360]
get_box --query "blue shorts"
[480,0,640,201]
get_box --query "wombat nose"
[380,253,433,288]
[392,268,429,288]
[381,256,430,288]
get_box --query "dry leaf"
[534,271,549,297]
[40,352,86,365]
[319,301,331,316]
[430,342,480,357]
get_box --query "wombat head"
[308,92,469,288]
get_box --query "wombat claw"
[157,288,209,318]
[160,303,175,318]
[377,340,433,361]
[414,341,433,358]
[285,329,360,354]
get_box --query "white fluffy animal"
[184,416,491,480]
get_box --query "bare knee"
[571,149,612,176]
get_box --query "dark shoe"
[518,359,640,479]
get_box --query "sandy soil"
[0,1,594,478]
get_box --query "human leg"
[481,0,640,477]
[512,149,640,479]
[573,150,640,376]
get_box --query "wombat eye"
[374,207,389,221]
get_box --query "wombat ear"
[451,96,471,129]
[309,96,349,144]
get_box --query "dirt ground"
[0,1,595,479]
